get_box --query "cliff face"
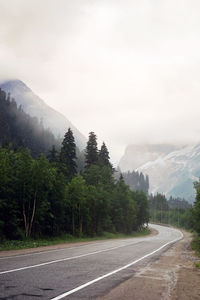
[119,143,200,203]
[119,144,181,171]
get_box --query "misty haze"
[0,1,200,299]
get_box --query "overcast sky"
[1,0,200,165]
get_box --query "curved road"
[0,224,182,299]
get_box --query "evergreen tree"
[85,132,98,168]
[60,128,77,179]
[122,170,149,194]
[193,180,200,235]
[0,147,20,239]
[131,190,149,229]
[47,145,58,164]
[0,88,59,156]
[119,173,124,183]
[111,176,136,233]
[99,142,113,170]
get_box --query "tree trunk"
[28,190,37,237]
[80,219,82,236]
[23,203,29,238]
[72,210,75,235]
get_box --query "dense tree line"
[192,180,200,235]
[0,125,150,240]
[149,193,192,229]
[122,171,149,194]
[168,196,192,210]
[0,88,59,156]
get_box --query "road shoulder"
[98,230,200,300]
[0,228,157,258]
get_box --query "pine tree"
[193,180,200,235]
[85,132,98,169]
[60,128,77,179]
[119,173,124,183]
[99,142,113,170]
[48,145,58,163]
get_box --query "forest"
[149,193,192,230]
[122,170,149,194]
[0,88,59,156]
[1,87,200,245]
[0,90,149,240]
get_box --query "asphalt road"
[0,224,183,300]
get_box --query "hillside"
[0,88,58,156]
[0,80,86,150]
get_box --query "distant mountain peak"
[119,142,200,203]
[0,79,31,93]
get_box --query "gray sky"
[1,0,200,165]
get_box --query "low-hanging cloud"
[1,0,200,165]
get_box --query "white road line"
[0,240,144,275]
[51,230,183,300]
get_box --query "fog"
[1,0,200,164]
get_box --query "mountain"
[119,143,200,203]
[119,144,182,171]
[0,80,86,150]
[0,88,58,156]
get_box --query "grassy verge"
[0,228,150,251]
[191,234,200,256]
[191,233,200,269]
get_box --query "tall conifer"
[60,128,77,179]
[85,132,98,168]
[99,142,113,170]
[48,145,58,163]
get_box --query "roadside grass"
[194,262,200,269]
[191,234,200,256]
[0,228,150,251]
[191,233,200,268]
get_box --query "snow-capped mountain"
[119,143,200,203]
[0,80,86,150]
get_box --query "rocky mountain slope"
[0,80,86,150]
[119,143,200,203]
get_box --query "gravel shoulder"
[98,230,200,300]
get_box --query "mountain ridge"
[0,79,86,150]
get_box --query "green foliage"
[194,262,200,268]
[0,88,59,156]
[0,147,21,239]
[132,190,150,229]
[149,193,193,230]
[47,145,58,164]
[0,228,150,251]
[111,176,137,234]
[85,131,98,169]
[192,180,200,235]
[191,234,200,256]
[191,233,200,269]
[84,164,115,235]
[119,171,149,194]
[66,175,88,236]
[0,127,150,241]
[99,142,113,170]
[59,128,77,179]
[149,193,169,210]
